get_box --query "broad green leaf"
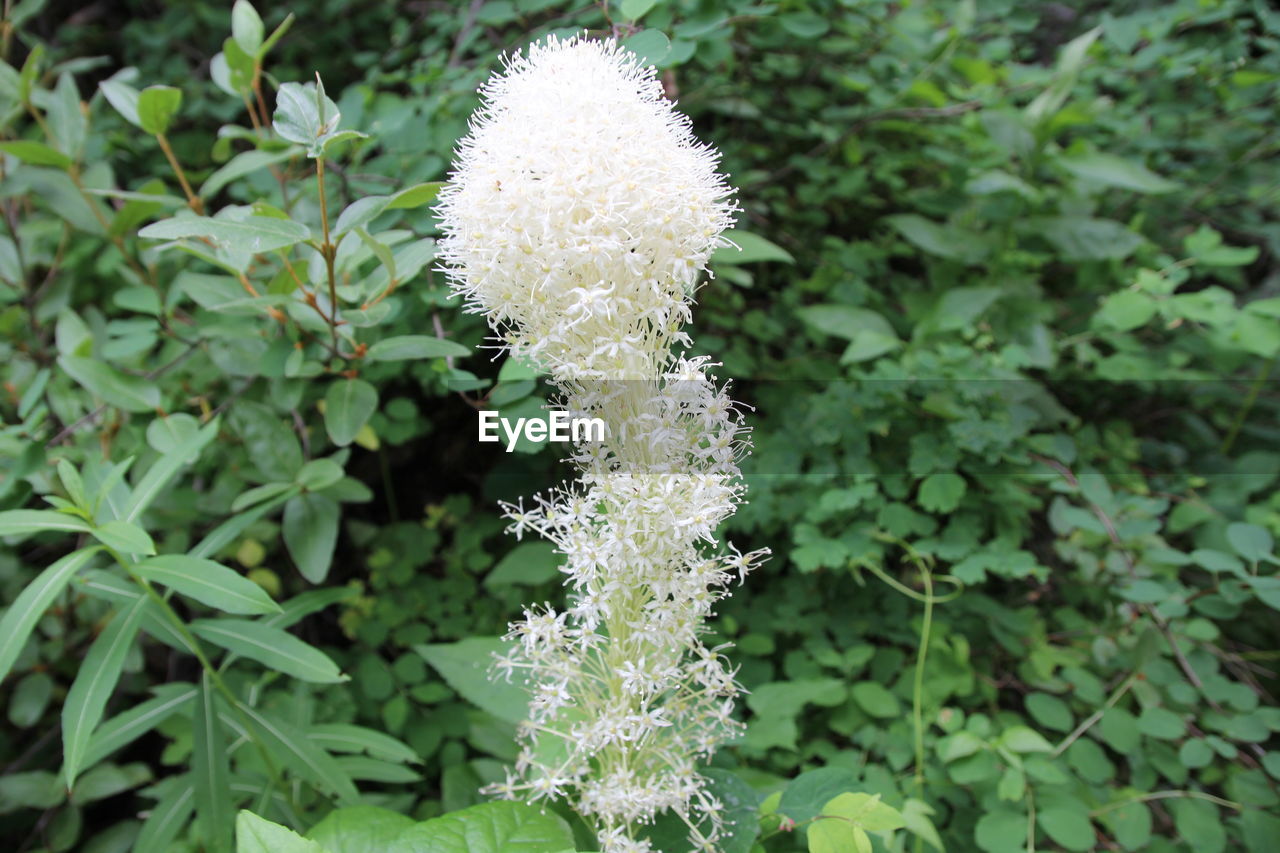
[236,810,326,853]
[99,79,141,128]
[485,541,562,588]
[137,86,182,135]
[272,80,341,157]
[135,776,195,852]
[850,681,901,718]
[642,768,759,853]
[140,215,311,253]
[0,139,73,168]
[886,214,988,263]
[0,547,101,684]
[1059,151,1179,193]
[59,355,161,412]
[0,770,66,810]
[1102,800,1151,851]
[714,229,795,265]
[83,684,196,768]
[1025,692,1073,732]
[231,705,359,804]
[91,519,156,555]
[333,182,445,234]
[621,29,671,67]
[366,335,469,362]
[902,799,945,852]
[63,597,148,787]
[191,617,346,683]
[324,378,377,447]
[1136,706,1184,739]
[70,762,152,805]
[282,493,339,583]
[135,554,280,615]
[825,792,905,831]
[200,148,296,198]
[1097,290,1156,331]
[308,723,419,763]
[48,72,86,158]
[307,806,414,853]
[797,305,898,345]
[778,766,860,825]
[998,725,1054,753]
[918,472,966,513]
[620,0,658,20]
[1032,216,1144,261]
[193,676,232,853]
[807,817,865,853]
[1038,806,1094,852]
[8,671,53,728]
[231,0,264,54]
[416,637,529,724]
[0,509,92,537]
[974,809,1025,853]
[385,800,574,853]
[296,459,344,492]
[1226,522,1275,563]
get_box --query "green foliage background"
[1,0,1278,851]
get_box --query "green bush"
[1,0,1277,851]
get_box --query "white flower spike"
[437,34,767,853]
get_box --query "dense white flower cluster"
[435,34,736,381]
[437,34,766,853]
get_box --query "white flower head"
[435,34,737,379]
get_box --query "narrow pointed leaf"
[123,418,219,523]
[62,597,147,787]
[0,509,93,537]
[192,676,232,853]
[0,547,101,684]
[234,705,359,804]
[134,554,281,615]
[190,618,346,683]
[83,684,197,768]
[134,776,195,853]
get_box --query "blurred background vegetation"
[2,0,1279,851]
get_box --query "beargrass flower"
[436,34,767,853]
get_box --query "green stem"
[1090,789,1242,816]
[1221,354,1275,454]
[1051,673,1136,758]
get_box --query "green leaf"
[135,776,195,852]
[193,677,232,853]
[83,684,196,768]
[778,767,860,825]
[1172,798,1225,853]
[850,681,901,718]
[99,79,141,128]
[807,818,864,853]
[59,355,161,413]
[0,770,66,810]
[200,149,296,198]
[1025,692,1073,732]
[191,618,347,683]
[48,72,86,158]
[134,554,281,615]
[1097,290,1157,331]
[1137,706,1184,740]
[123,418,219,523]
[137,85,182,135]
[416,637,529,724]
[714,230,795,265]
[366,335,469,362]
[236,811,326,853]
[901,799,945,852]
[282,493,340,583]
[924,286,1002,333]
[1039,806,1094,852]
[231,0,264,55]
[0,547,101,684]
[333,182,445,234]
[825,792,905,831]
[63,597,147,787]
[307,806,414,853]
[998,725,1054,753]
[886,214,988,263]
[324,378,377,447]
[70,761,152,805]
[140,215,311,253]
[8,671,53,728]
[797,305,898,346]
[385,800,574,853]
[1185,225,1259,267]
[974,810,1024,853]
[621,29,671,67]
[619,0,658,21]
[1058,151,1179,193]
[307,724,419,763]
[231,706,359,805]
[92,520,157,556]
[0,139,73,168]
[1226,522,1275,563]
[296,459,344,492]
[272,80,342,157]
[1099,708,1140,753]
[485,541,561,588]
[0,508,92,537]
[918,472,966,513]
[1033,216,1144,261]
